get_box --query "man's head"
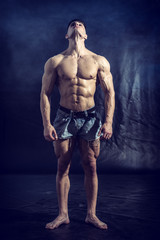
[67,19,86,31]
[65,19,87,40]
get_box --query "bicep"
[98,65,114,94]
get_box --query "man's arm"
[97,56,115,140]
[40,57,58,141]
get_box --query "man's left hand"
[98,123,113,140]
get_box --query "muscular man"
[40,19,115,230]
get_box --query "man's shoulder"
[94,54,109,64]
[45,53,65,69]
[87,51,110,65]
[50,53,65,64]
[94,55,110,70]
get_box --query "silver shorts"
[53,106,102,141]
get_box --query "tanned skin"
[40,21,115,230]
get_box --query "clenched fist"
[44,125,58,141]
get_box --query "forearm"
[40,92,51,128]
[104,91,115,124]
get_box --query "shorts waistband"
[59,105,96,118]
[59,105,96,114]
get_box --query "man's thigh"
[78,138,100,162]
[53,137,76,160]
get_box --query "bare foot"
[45,215,70,230]
[85,214,108,230]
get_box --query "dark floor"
[0,174,160,240]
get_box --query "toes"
[85,217,108,230]
[45,223,54,229]
[46,221,57,229]
[45,223,50,228]
[101,224,108,230]
[45,218,70,230]
[100,223,108,230]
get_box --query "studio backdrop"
[0,0,160,174]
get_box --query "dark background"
[0,0,160,174]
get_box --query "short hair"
[67,19,86,30]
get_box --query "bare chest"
[57,56,98,80]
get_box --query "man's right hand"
[44,125,58,141]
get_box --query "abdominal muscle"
[58,77,96,112]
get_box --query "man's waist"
[59,105,96,118]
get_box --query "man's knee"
[54,138,75,177]
[82,156,97,176]
[57,158,71,178]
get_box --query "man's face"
[66,21,87,40]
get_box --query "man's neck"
[66,34,86,58]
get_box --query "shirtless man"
[40,19,115,230]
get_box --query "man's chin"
[69,30,84,39]
[73,29,81,35]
